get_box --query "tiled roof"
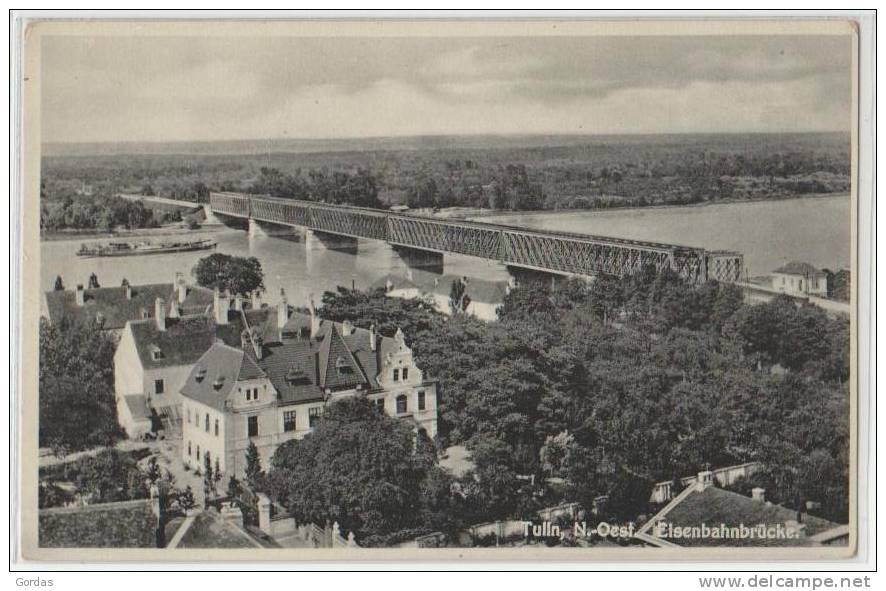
[180,310,391,407]
[45,283,174,330]
[640,485,842,547]
[772,261,826,277]
[38,499,158,548]
[128,311,248,370]
[181,343,253,411]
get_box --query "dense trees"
[317,268,849,529]
[247,166,382,209]
[268,398,440,545]
[40,190,159,232]
[192,253,265,296]
[39,318,123,453]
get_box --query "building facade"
[770,261,828,297]
[180,297,438,478]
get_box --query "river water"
[41,194,850,307]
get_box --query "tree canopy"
[192,253,265,296]
[268,398,439,545]
[39,318,123,453]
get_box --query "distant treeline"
[41,133,850,213]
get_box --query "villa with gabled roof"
[110,273,438,479]
[180,292,438,478]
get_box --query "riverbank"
[465,192,850,221]
[40,224,229,243]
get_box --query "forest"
[41,132,850,217]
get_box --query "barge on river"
[76,238,216,258]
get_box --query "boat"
[76,238,217,258]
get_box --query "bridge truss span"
[209,192,743,284]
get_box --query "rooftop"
[181,311,403,408]
[639,484,844,548]
[38,499,158,548]
[772,261,826,277]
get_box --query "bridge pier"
[305,230,359,254]
[249,219,302,239]
[389,245,444,276]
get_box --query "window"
[402,367,409,381]
[418,390,426,411]
[186,407,191,424]
[187,441,192,456]
[309,407,322,428]
[248,416,258,438]
[375,398,385,412]
[154,379,165,394]
[393,368,400,382]
[283,411,297,432]
[205,413,210,432]
[196,445,200,461]
[245,387,258,402]
[151,347,164,361]
[396,395,408,414]
[214,419,219,437]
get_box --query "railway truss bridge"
[208,192,744,284]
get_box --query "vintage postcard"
[14,16,868,564]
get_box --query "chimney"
[213,288,229,325]
[241,329,262,360]
[342,320,353,335]
[123,282,132,300]
[168,299,180,319]
[154,297,166,331]
[251,290,263,310]
[369,323,377,352]
[277,288,289,330]
[233,294,243,312]
[75,284,85,306]
[175,272,187,304]
[695,470,714,491]
[751,487,766,503]
[308,293,320,339]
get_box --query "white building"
[771,261,828,297]
[180,297,438,478]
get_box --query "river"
[40,194,850,307]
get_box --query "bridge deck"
[210,192,743,283]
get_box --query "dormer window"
[286,366,306,383]
[195,367,207,383]
[335,356,352,375]
[212,376,225,390]
[150,345,164,361]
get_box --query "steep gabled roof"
[318,325,368,390]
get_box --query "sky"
[41,34,852,144]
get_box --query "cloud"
[40,34,852,143]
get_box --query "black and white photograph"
[11,14,873,570]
